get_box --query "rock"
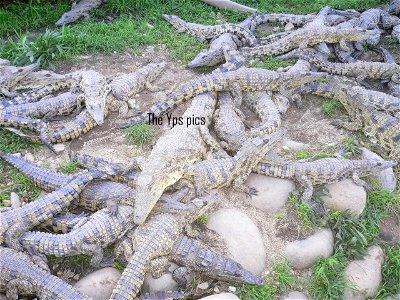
[228,286,236,293]
[245,174,295,213]
[2,199,11,207]
[24,152,35,163]
[282,140,310,152]
[10,192,21,208]
[321,179,366,216]
[283,291,308,299]
[142,263,179,294]
[206,208,266,275]
[285,228,334,269]
[273,26,280,32]
[360,148,397,192]
[284,22,295,31]
[379,215,400,243]
[53,144,66,153]
[344,246,384,300]
[74,267,121,300]
[197,282,210,290]
[199,293,240,300]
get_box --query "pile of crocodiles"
[1,1,400,299]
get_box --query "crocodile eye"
[377,162,382,166]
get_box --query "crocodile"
[120,69,325,127]
[3,91,81,119]
[278,48,400,86]
[254,157,397,210]
[40,212,88,233]
[75,69,110,125]
[0,246,90,300]
[0,62,39,97]
[0,152,136,212]
[380,11,400,28]
[382,0,400,14]
[132,92,223,225]
[20,205,135,267]
[185,129,286,197]
[110,193,217,300]
[167,235,264,285]
[0,170,102,250]
[163,14,259,46]
[110,62,166,115]
[55,0,104,26]
[393,24,400,43]
[139,291,184,300]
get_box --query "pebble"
[206,208,266,275]
[284,228,334,269]
[24,152,35,163]
[321,179,366,216]
[142,263,178,294]
[344,246,384,300]
[10,192,21,208]
[282,140,310,152]
[53,144,66,153]
[283,291,308,299]
[245,174,295,213]
[3,199,11,207]
[284,22,295,31]
[197,282,210,290]
[198,293,240,300]
[360,148,397,192]
[228,286,236,293]
[74,267,121,300]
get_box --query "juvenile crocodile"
[20,205,135,267]
[0,152,136,212]
[168,235,264,285]
[0,246,89,300]
[55,0,104,26]
[278,48,400,86]
[0,170,101,250]
[121,69,325,127]
[254,157,397,210]
[110,193,217,300]
[382,0,400,14]
[0,62,39,97]
[110,62,166,115]
[185,129,285,197]
[3,91,80,119]
[133,92,222,225]
[163,14,258,46]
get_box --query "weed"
[376,246,400,298]
[308,253,351,300]
[338,136,361,158]
[114,261,125,272]
[123,123,155,146]
[250,57,290,71]
[288,193,314,228]
[274,212,285,220]
[294,149,334,160]
[197,214,208,224]
[58,161,78,174]
[239,261,297,299]
[321,98,343,117]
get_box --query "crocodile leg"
[199,126,227,155]
[352,172,372,192]
[5,220,31,251]
[332,118,363,131]
[389,146,400,160]
[232,177,258,196]
[172,266,190,286]
[295,174,314,207]
[81,243,104,267]
[115,236,135,262]
[149,257,171,278]
[6,278,35,300]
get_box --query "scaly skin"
[0,170,101,250]
[214,91,247,152]
[0,247,89,300]
[55,0,104,26]
[255,158,397,209]
[358,8,382,29]
[380,11,400,29]
[168,235,264,285]
[110,62,166,114]
[121,69,325,127]
[20,205,135,267]
[139,291,183,300]
[133,92,222,225]
[0,63,39,97]
[382,0,400,14]
[76,70,110,125]
[186,129,285,196]
[278,48,400,84]
[0,152,136,211]
[163,14,258,46]
[3,91,80,118]
[111,194,216,300]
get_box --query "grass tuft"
[250,57,290,71]
[123,123,156,146]
[288,193,314,229]
[58,161,78,174]
[197,214,208,224]
[321,98,343,117]
[376,246,400,298]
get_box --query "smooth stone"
[284,22,295,31]
[344,246,384,300]
[2,199,11,207]
[360,148,397,192]
[245,174,296,213]
[285,228,334,269]
[142,263,178,294]
[321,179,366,216]
[282,140,310,152]
[10,192,21,208]
[24,152,35,163]
[74,267,121,300]
[53,144,66,153]
[283,291,308,299]
[197,282,210,290]
[199,293,240,300]
[206,208,266,275]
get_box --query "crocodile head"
[162,14,186,30]
[146,61,167,82]
[55,12,80,26]
[211,259,265,285]
[279,71,326,99]
[358,159,398,176]
[77,70,109,125]
[188,48,224,68]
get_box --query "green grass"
[250,57,290,71]
[308,253,351,300]
[321,98,343,117]
[338,136,361,158]
[376,246,400,298]
[288,193,315,228]
[123,122,156,146]
[196,213,208,224]
[239,261,297,299]
[58,161,78,174]
[294,148,335,161]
